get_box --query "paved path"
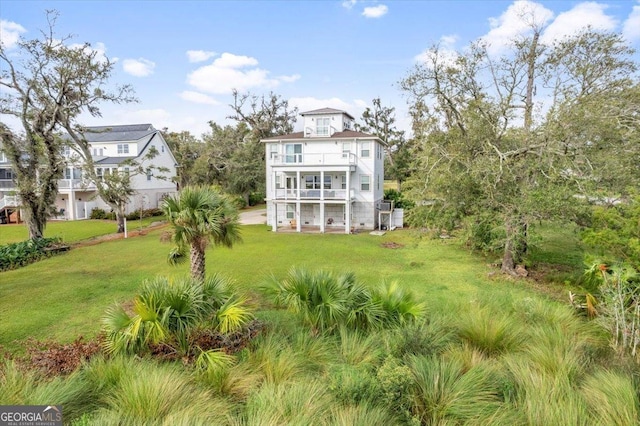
[239,208,267,225]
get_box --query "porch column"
[345,172,351,234]
[296,171,301,200]
[272,202,277,232]
[296,201,301,232]
[68,189,76,220]
[320,171,325,233]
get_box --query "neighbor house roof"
[300,108,355,120]
[95,156,137,165]
[79,124,156,142]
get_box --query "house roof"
[79,124,156,142]
[95,156,137,165]
[300,108,355,120]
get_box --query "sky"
[1,0,639,137]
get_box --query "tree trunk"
[116,211,125,233]
[23,203,44,239]
[501,220,518,276]
[190,244,205,282]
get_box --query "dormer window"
[316,118,330,137]
[117,144,129,154]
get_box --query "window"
[316,117,330,137]
[161,145,165,153]
[285,143,302,163]
[360,175,370,191]
[146,169,152,181]
[305,175,321,190]
[361,142,370,158]
[286,204,295,220]
[62,146,71,157]
[275,174,283,189]
[73,168,82,180]
[341,175,347,190]
[342,142,350,158]
[117,144,129,154]
[96,168,103,181]
[324,175,332,189]
[269,144,278,159]
[65,168,71,180]
[123,167,130,176]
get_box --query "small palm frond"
[195,349,236,374]
[216,295,254,334]
[167,246,187,265]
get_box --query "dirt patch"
[71,222,169,248]
[381,241,405,249]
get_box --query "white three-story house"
[262,108,385,233]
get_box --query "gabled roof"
[95,156,137,165]
[300,108,355,120]
[79,124,156,142]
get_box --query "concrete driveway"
[239,208,267,225]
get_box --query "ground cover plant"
[1,224,639,424]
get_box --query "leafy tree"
[162,129,205,189]
[401,25,638,274]
[162,186,241,282]
[356,98,410,189]
[0,11,134,238]
[223,90,298,205]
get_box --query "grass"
[0,216,164,245]
[0,225,526,352]
[2,220,638,425]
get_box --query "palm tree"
[162,186,241,281]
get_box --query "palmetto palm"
[163,186,241,282]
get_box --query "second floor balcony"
[274,188,350,201]
[271,152,357,167]
[58,179,97,190]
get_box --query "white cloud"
[414,35,459,67]
[622,2,640,43]
[362,5,388,19]
[342,0,357,10]
[0,20,26,49]
[122,58,156,77]
[179,90,220,105]
[541,2,617,44]
[186,50,217,63]
[482,1,554,55]
[187,52,296,94]
[353,99,368,108]
[279,74,301,83]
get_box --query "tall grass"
[240,380,332,426]
[456,305,524,356]
[90,360,230,425]
[581,369,639,426]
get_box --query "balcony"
[274,188,349,201]
[0,179,15,189]
[271,152,356,167]
[58,179,97,190]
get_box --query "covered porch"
[271,200,354,234]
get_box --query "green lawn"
[0,216,164,245]
[0,224,541,352]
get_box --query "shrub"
[101,275,256,365]
[383,188,415,210]
[328,365,380,405]
[90,208,107,219]
[387,318,457,359]
[0,237,64,271]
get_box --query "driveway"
[239,208,267,225]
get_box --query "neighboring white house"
[262,108,385,234]
[0,124,177,222]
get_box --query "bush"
[124,208,164,221]
[90,208,107,219]
[0,237,64,271]
[383,189,415,210]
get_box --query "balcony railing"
[0,195,19,209]
[0,179,15,189]
[271,152,356,167]
[58,179,97,190]
[274,189,348,200]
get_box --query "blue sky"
[1,1,639,136]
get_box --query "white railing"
[274,189,348,200]
[0,179,15,189]
[58,179,97,190]
[0,195,19,209]
[272,152,357,166]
